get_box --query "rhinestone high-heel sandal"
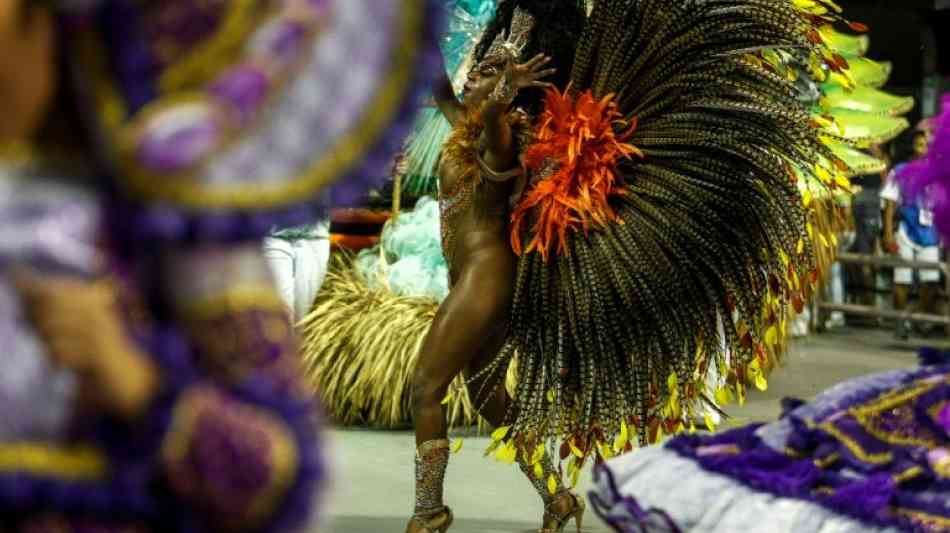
[406,506,454,533]
[540,491,586,532]
[408,438,452,533]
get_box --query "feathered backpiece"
[479,0,873,479]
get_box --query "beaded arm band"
[476,151,523,182]
[489,75,518,108]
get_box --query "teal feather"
[356,196,449,302]
[402,109,453,195]
[402,0,496,196]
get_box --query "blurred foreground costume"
[592,92,949,533]
[0,0,440,531]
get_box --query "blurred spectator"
[848,146,887,309]
[882,122,940,339]
[264,221,332,323]
[825,196,855,330]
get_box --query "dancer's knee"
[412,366,449,410]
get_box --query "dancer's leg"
[464,335,573,528]
[412,270,512,444]
[408,249,514,529]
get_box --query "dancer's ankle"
[413,439,451,516]
[516,447,565,506]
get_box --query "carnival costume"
[403,0,497,197]
[404,3,592,531]
[445,0,890,473]
[590,94,950,533]
[400,0,923,525]
[898,94,950,239]
[0,0,441,530]
[303,0,914,434]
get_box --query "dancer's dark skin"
[413,50,552,444]
[408,51,577,532]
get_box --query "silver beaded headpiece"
[482,7,536,63]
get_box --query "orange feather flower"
[510,87,642,260]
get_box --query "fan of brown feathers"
[466,0,858,460]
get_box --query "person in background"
[825,192,856,330]
[847,145,889,310]
[264,221,332,323]
[882,120,940,339]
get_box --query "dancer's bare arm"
[433,51,464,126]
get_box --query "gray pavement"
[322,327,922,532]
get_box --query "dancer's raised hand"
[489,53,557,105]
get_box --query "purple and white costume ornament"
[591,95,950,533]
[897,95,950,239]
[0,0,443,531]
[0,172,101,441]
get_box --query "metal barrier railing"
[814,252,950,330]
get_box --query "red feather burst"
[510,87,642,260]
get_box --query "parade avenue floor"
[323,327,924,532]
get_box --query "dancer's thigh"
[415,248,515,388]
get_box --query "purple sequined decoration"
[654,366,950,533]
[939,403,950,434]
[211,65,272,124]
[144,0,229,67]
[67,0,445,244]
[171,389,278,513]
[138,106,222,173]
[898,95,950,239]
[134,1,330,174]
[250,19,308,70]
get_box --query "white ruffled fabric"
[595,446,901,533]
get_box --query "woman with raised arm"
[411,0,901,531]
[407,2,588,532]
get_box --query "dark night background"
[840,0,948,122]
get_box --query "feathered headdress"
[401,0,500,196]
[481,6,535,63]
